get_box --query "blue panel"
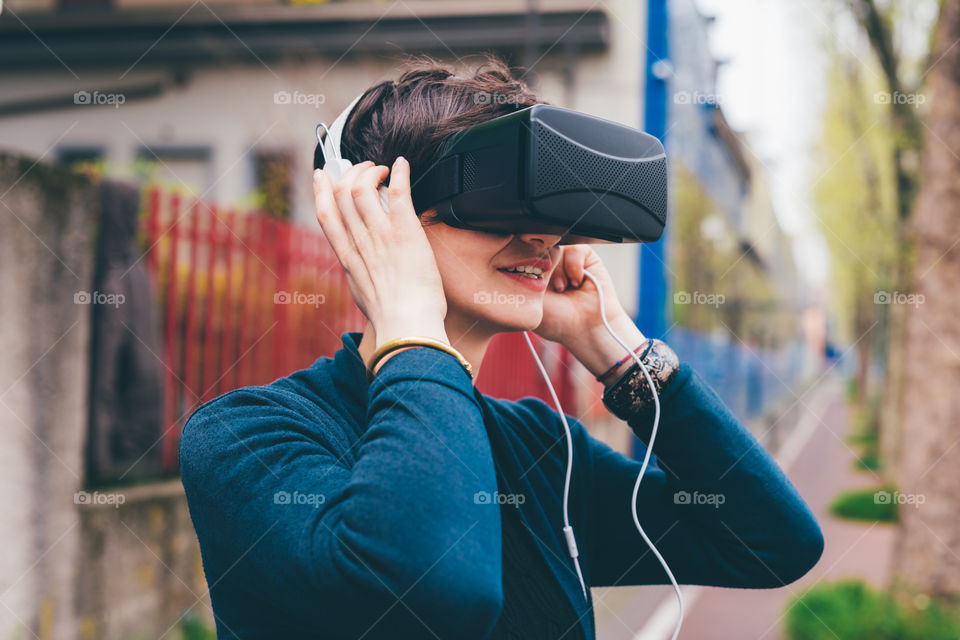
[634,0,670,461]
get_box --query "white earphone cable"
[522,267,684,640]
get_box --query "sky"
[692,0,833,289]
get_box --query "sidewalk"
[595,372,897,640]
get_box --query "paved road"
[594,373,896,640]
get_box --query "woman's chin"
[488,304,543,332]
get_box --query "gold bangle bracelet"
[367,336,474,382]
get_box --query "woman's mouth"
[497,267,548,292]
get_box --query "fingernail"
[395,156,406,167]
[314,169,323,180]
[556,281,565,292]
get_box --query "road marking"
[775,377,839,472]
[632,586,702,640]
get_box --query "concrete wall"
[0,153,211,640]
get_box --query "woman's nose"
[516,232,563,248]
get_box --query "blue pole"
[635,0,670,461]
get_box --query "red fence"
[141,187,593,472]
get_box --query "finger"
[351,164,391,232]
[564,245,586,287]
[551,266,567,292]
[332,161,376,258]
[313,168,372,292]
[313,168,356,260]
[332,160,376,227]
[386,156,419,229]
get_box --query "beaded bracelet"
[595,339,652,383]
[601,339,680,425]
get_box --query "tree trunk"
[891,0,960,605]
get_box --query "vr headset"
[314,94,667,244]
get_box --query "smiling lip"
[495,257,552,292]
[496,258,553,271]
[498,269,549,292]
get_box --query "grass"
[829,486,898,523]
[784,579,960,640]
[176,613,217,640]
[844,385,884,473]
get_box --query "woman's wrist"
[567,315,646,381]
[373,316,449,352]
[601,339,681,423]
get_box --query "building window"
[57,146,105,170]
[135,146,212,198]
[252,150,293,220]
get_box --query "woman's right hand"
[312,156,449,348]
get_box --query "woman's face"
[420,212,564,334]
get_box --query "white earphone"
[319,94,684,640]
[316,93,391,215]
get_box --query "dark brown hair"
[337,53,546,222]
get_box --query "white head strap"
[316,92,364,182]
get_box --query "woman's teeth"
[500,266,544,279]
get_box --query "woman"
[179,55,824,640]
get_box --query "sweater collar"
[336,330,368,393]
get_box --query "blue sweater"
[179,331,823,639]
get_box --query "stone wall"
[0,152,212,640]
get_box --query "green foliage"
[855,452,882,471]
[667,164,797,347]
[829,486,898,523]
[120,612,216,640]
[784,579,960,640]
[178,612,217,640]
[812,55,900,344]
[845,394,884,472]
[845,376,859,403]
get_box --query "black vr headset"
[314,98,667,245]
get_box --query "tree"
[811,54,899,410]
[889,0,960,605]
[847,0,929,487]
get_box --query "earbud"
[317,95,391,215]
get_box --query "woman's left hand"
[534,245,632,347]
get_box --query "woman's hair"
[338,53,546,223]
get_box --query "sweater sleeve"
[178,347,503,639]
[582,363,823,589]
